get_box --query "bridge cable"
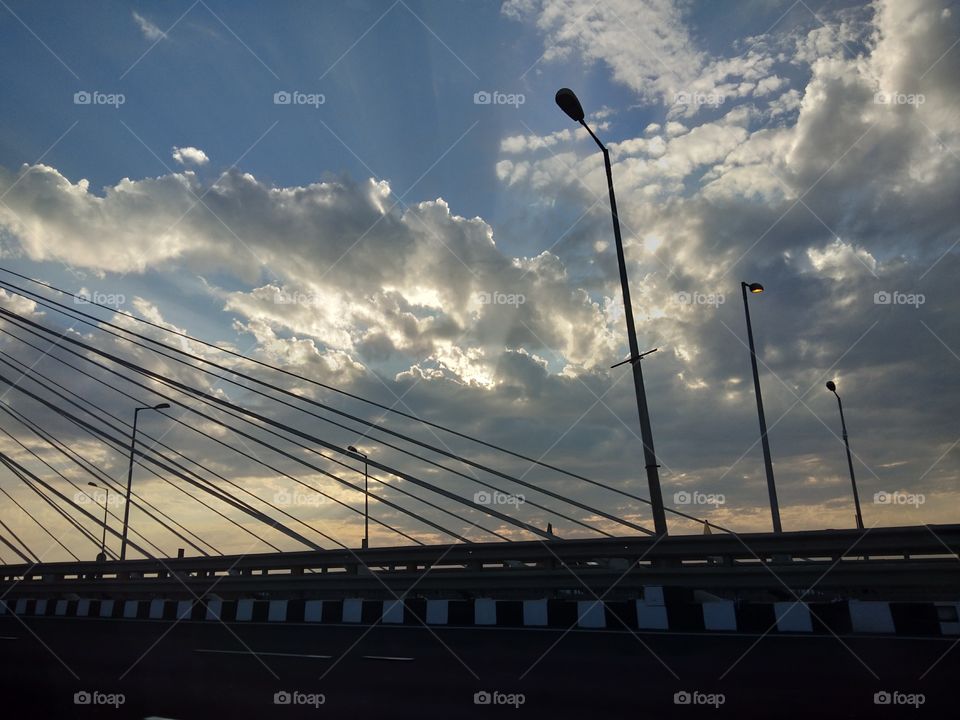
[0,268,718,529]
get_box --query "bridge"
[4,525,960,601]
[0,267,957,717]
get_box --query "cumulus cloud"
[172,146,209,166]
[490,0,960,529]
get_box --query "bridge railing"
[2,525,957,586]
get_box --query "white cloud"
[172,146,209,166]
[1,0,958,553]
[132,11,166,41]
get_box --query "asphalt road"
[0,616,956,718]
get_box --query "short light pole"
[88,481,109,562]
[555,87,668,537]
[740,282,782,533]
[120,402,170,560]
[826,380,864,530]
[348,445,369,549]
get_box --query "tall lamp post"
[120,402,170,560]
[740,282,782,533]
[826,380,864,530]
[555,87,668,537]
[88,481,109,561]
[348,445,369,549]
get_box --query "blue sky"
[0,0,958,557]
[0,1,834,246]
[3,1,554,223]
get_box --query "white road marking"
[362,655,415,661]
[194,648,333,659]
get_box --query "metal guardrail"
[2,525,958,600]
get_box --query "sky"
[0,0,958,560]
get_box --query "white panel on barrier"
[206,599,222,620]
[523,599,548,627]
[382,600,404,624]
[76,599,90,617]
[849,600,895,633]
[304,600,324,622]
[176,600,193,620]
[149,599,165,619]
[775,602,813,632]
[35,599,47,616]
[99,600,114,618]
[578,601,606,628]
[123,600,138,618]
[14,599,27,614]
[426,600,448,625]
[475,598,496,625]
[342,598,363,623]
[702,601,737,631]
[268,600,287,622]
[55,600,68,616]
[236,599,254,621]
[936,602,960,635]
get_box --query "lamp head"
[826,380,837,393]
[555,88,585,123]
[348,445,359,453]
[154,402,171,410]
[743,282,764,294]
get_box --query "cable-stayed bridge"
[0,264,956,606]
[0,265,715,562]
[0,267,957,718]
[0,268,956,592]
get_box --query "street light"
[120,402,170,560]
[348,445,369,549]
[740,281,782,533]
[555,87,668,536]
[88,481,109,562]
[826,380,864,530]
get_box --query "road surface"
[0,616,955,717]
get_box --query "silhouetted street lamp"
[740,282,782,533]
[826,380,864,530]
[555,87,668,537]
[120,402,170,560]
[88,481,109,561]
[348,445,369,549]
